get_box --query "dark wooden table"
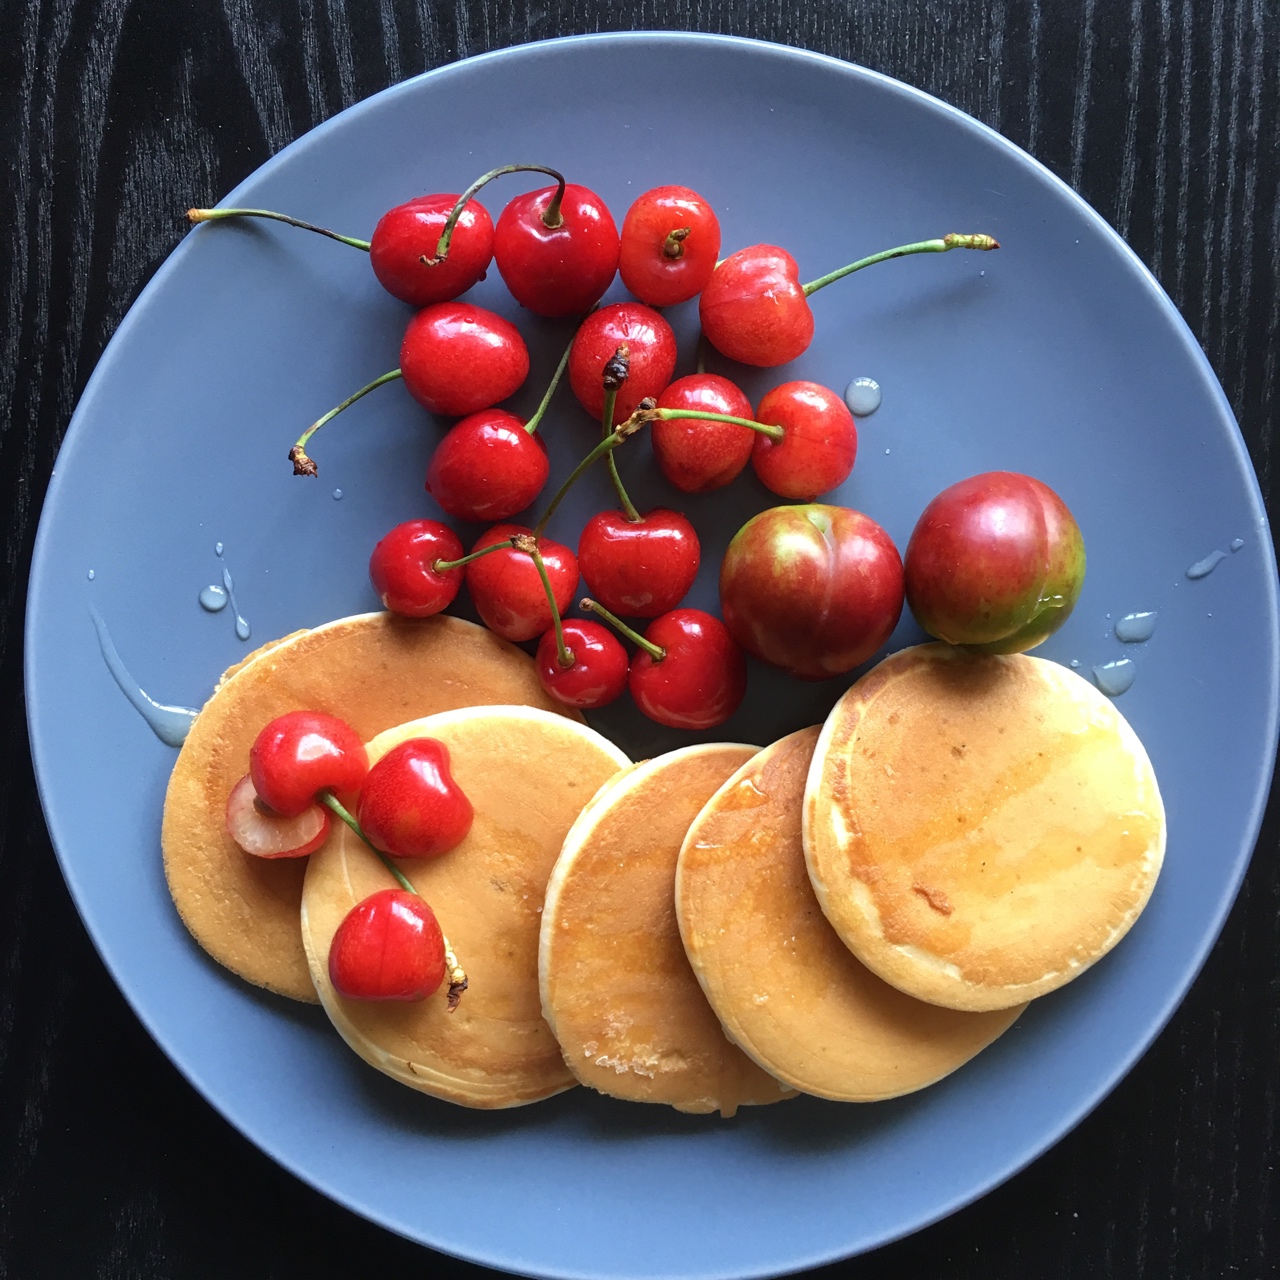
[2,2,1277,1276]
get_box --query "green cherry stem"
[633,405,784,442]
[531,415,646,539]
[695,330,709,375]
[319,792,468,1009]
[187,207,371,252]
[432,537,518,574]
[580,598,665,662]
[601,347,641,523]
[523,330,575,436]
[513,534,573,669]
[801,233,1000,296]
[425,164,567,264]
[289,369,404,476]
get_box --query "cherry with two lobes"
[701,234,1000,367]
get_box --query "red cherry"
[699,246,813,368]
[249,711,368,817]
[465,523,579,642]
[569,303,677,425]
[356,738,474,859]
[493,183,619,317]
[535,620,629,709]
[399,302,529,417]
[628,609,747,730]
[751,381,858,500]
[578,508,700,618]
[369,519,466,618]
[425,409,549,522]
[652,374,757,493]
[328,889,447,1002]
[618,185,721,307]
[225,773,331,859]
[368,194,493,306]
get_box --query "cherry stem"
[289,369,404,477]
[600,346,641,522]
[432,537,518,574]
[523,330,574,436]
[319,792,468,1010]
[531,412,647,539]
[425,164,567,264]
[321,792,417,891]
[662,226,691,259]
[513,534,573,669]
[695,330,709,376]
[634,406,784,441]
[580,598,665,662]
[801,232,1000,296]
[187,207,371,252]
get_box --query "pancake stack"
[161,612,585,1001]
[301,706,629,1108]
[162,616,1165,1113]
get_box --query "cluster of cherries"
[227,708,474,1005]
[193,167,998,729]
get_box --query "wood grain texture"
[1,1,1277,1276]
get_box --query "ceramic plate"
[25,32,1279,1280]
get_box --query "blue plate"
[25,32,1279,1280]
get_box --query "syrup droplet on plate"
[843,377,882,418]
[1186,550,1227,579]
[1093,658,1137,697]
[199,584,228,612]
[91,609,197,746]
[1114,611,1157,643]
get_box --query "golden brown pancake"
[301,707,630,1108]
[677,728,1023,1100]
[540,743,794,1117]
[804,644,1166,1012]
[162,612,585,1002]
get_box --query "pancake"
[804,644,1166,1012]
[540,743,794,1117]
[301,706,630,1108]
[677,728,1023,1101]
[162,612,585,1002]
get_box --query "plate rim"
[24,29,1280,1279]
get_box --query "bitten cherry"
[328,889,447,1002]
[653,374,757,492]
[494,179,620,316]
[249,711,368,817]
[569,303,677,425]
[369,519,466,617]
[400,302,529,417]
[535,620,629,709]
[751,381,858,499]
[577,508,700,618]
[369,194,494,306]
[356,738,474,859]
[618,185,721,307]
[225,773,331,858]
[465,523,579,641]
